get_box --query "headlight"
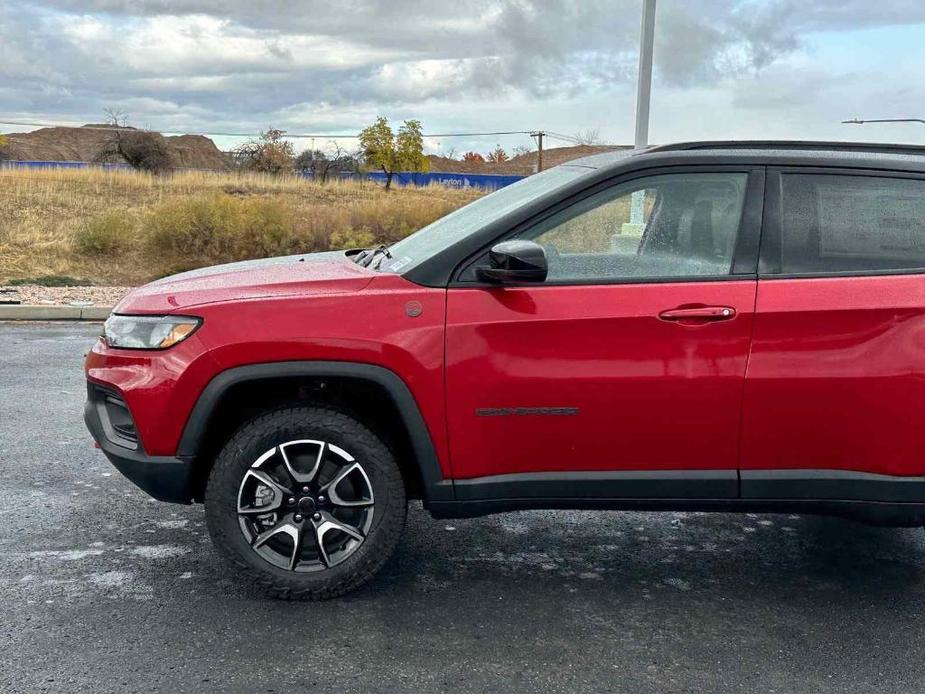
[103,315,202,350]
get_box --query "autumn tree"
[0,134,8,161]
[358,116,429,190]
[461,151,485,163]
[486,145,508,163]
[235,128,295,175]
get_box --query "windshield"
[378,166,592,273]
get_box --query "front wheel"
[204,406,406,600]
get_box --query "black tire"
[204,406,406,600]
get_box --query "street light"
[635,0,657,149]
[630,0,657,227]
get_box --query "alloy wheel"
[236,439,375,572]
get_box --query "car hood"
[114,251,375,313]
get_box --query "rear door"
[444,167,765,498]
[741,168,925,496]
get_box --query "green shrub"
[144,194,300,269]
[232,197,303,258]
[74,212,133,255]
[8,275,94,286]
[329,228,375,250]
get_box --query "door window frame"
[451,165,767,287]
[759,166,925,279]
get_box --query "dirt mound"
[2,125,230,170]
[427,144,629,175]
[163,134,230,170]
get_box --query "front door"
[445,167,764,499]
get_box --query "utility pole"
[531,131,545,172]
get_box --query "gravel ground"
[4,321,925,693]
[0,285,130,307]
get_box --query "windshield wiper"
[354,244,392,268]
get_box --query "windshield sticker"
[387,256,414,272]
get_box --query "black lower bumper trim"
[84,394,193,504]
[104,450,193,504]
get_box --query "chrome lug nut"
[294,514,303,522]
[287,497,295,505]
[313,512,321,521]
[317,495,326,503]
[302,486,310,493]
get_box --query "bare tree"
[96,110,173,174]
[511,145,532,158]
[572,128,604,145]
[294,142,359,183]
[102,107,129,128]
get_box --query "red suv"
[85,141,925,599]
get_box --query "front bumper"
[84,384,194,504]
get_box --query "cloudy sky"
[2,0,925,155]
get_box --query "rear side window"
[780,173,925,274]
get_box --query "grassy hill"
[0,167,483,285]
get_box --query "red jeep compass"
[85,141,925,599]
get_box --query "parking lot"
[3,322,925,693]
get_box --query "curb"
[0,305,113,321]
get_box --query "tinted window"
[519,172,747,282]
[780,174,925,274]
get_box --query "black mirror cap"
[476,240,548,283]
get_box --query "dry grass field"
[0,167,485,285]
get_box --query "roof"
[565,140,925,173]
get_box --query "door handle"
[659,306,736,322]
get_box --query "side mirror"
[476,240,548,284]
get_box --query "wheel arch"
[179,361,452,505]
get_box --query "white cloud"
[2,1,925,151]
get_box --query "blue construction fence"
[1,160,133,171]
[365,171,524,190]
[1,160,525,190]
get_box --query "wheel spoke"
[237,469,291,515]
[321,461,375,507]
[288,523,305,570]
[313,512,364,567]
[278,440,325,484]
[252,519,299,550]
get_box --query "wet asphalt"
[2,322,925,693]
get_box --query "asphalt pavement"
[3,322,925,693]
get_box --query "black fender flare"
[177,361,453,502]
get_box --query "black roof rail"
[645,140,925,156]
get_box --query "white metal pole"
[630,0,657,228]
[634,0,656,149]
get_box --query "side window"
[780,173,925,274]
[519,172,748,282]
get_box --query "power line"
[0,118,539,140]
[843,118,925,125]
[545,131,585,144]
